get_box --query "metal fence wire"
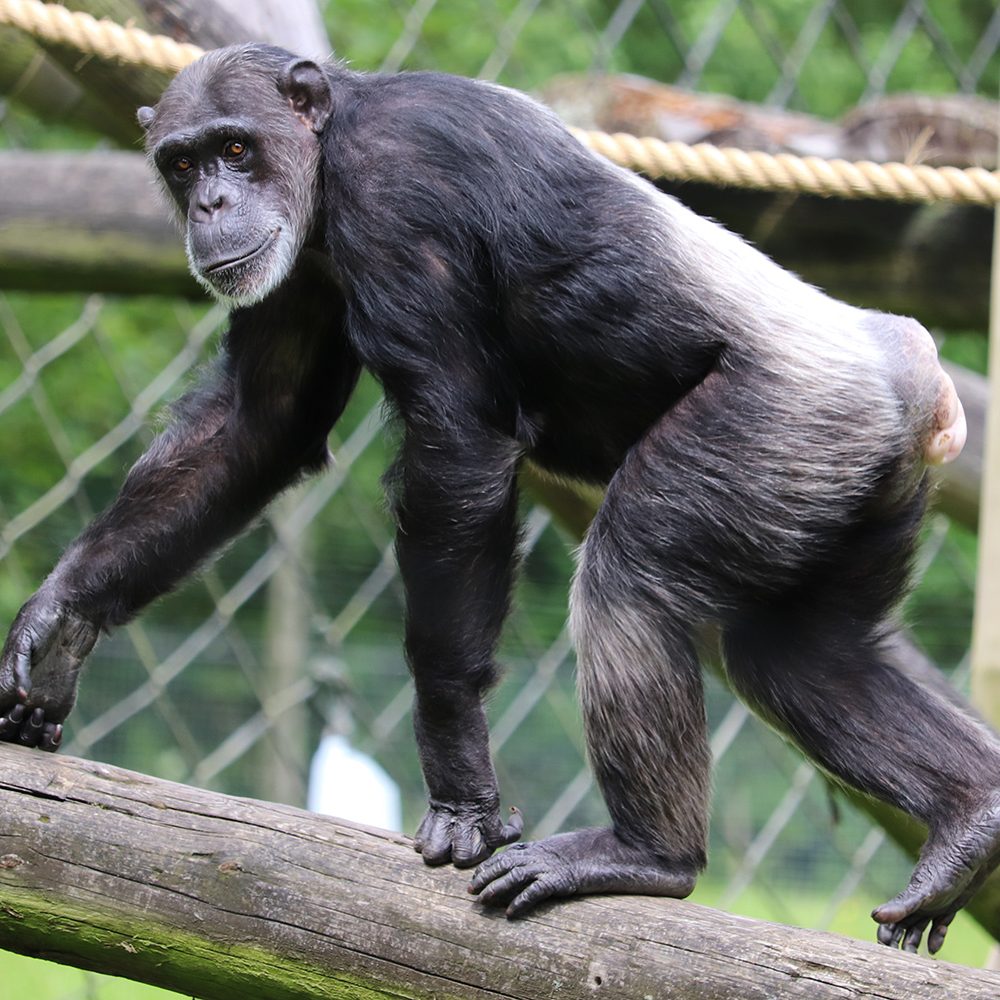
[0,0,994,953]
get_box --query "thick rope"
[572,130,1000,206]
[1,0,999,205]
[0,0,203,73]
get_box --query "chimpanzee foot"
[414,800,523,868]
[872,797,1000,953]
[469,827,697,917]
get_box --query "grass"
[0,953,178,998]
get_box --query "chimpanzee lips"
[203,228,281,273]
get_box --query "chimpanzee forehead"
[147,47,292,142]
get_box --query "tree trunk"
[32,1,180,139]
[0,744,997,1000]
[0,27,135,142]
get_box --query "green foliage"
[328,0,602,86]
[327,0,998,112]
[603,0,998,115]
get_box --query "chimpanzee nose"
[199,193,225,214]
[191,188,229,223]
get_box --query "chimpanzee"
[0,44,990,954]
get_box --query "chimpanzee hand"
[0,591,98,750]
[414,799,523,868]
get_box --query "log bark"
[0,744,997,999]
[0,151,197,297]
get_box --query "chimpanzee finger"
[877,920,904,948]
[414,810,456,865]
[928,913,955,954]
[0,703,27,740]
[451,822,493,868]
[12,644,32,700]
[902,918,929,953]
[17,707,46,747]
[39,722,63,753]
[472,867,533,907]
[498,806,524,846]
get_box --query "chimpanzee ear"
[136,106,156,131]
[277,59,333,133]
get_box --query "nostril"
[200,194,224,214]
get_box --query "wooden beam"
[971,132,1000,722]
[0,744,997,999]
[936,361,987,532]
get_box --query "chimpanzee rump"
[0,44,989,954]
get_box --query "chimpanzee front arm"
[0,275,359,748]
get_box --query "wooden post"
[261,490,311,807]
[971,129,1000,724]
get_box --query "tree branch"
[0,744,997,999]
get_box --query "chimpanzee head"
[138,45,333,306]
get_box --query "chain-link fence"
[0,0,996,966]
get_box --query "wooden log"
[659,181,993,332]
[0,150,197,297]
[0,139,989,332]
[0,744,997,999]
[30,1,179,141]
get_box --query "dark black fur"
[1,44,996,953]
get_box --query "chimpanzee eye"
[173,155,193,173]
[223,140,247,159]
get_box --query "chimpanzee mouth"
[203,228,282,274]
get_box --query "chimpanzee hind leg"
[723,513,1000,954]
[472,368,826,916]
[470,482,712,916]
